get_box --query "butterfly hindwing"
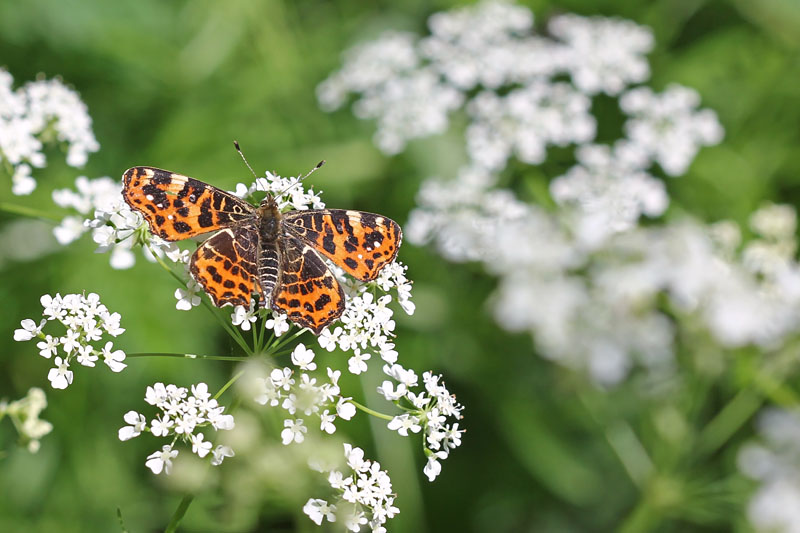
[272,234,345,335]
[190,224,259,308]
[123,166,254,241]
[283,209,402,281]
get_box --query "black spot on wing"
[173,221,191,233]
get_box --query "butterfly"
[121,165,402,334]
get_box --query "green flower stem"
[214,369,245,400]
[164,494,194,533]
[350,399,394,421]
[696,341,800,458]
[164,369,245,530]
[578,390,652,488]
[126,352,249,362]
[265,327,306,355]
[0,202,62,222]
[147,244,252,356]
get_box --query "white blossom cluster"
[411,166,800,383]
[323,1,732,385]
[317,261,414,375]
[13,292,126,389]
[738,408,800,533]
[620,84,725,176]
[232,169,325,212]
[378,365,464,481]
[51,175,183,269]
[0,68,99,195]
[316,1,676,166]
[254,344,357,441]
[550,143,668,247]
[118,382,235,475]
[0,387,53,453]
[317,31,462,154]
[466,81,595,171]
[304,443,398,532]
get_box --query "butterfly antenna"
[276,160,326,198]
[233,140,259,181]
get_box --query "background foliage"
[2,0,800,531]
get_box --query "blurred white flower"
[548,14,653,96]
[620,84,724,176]
[466,81,595,171]
[0,68,99,194]
[739,408,800,533]
[0,387,53,453]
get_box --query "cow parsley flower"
[14,293,126,389]
[304,444,398,532]
[317,261,413,373]
[466,81,595,171]
[254,363,356,437]
[0,68,99,194]
[620,84,724,176]
[550,143,668,246]
[0,387,53,453]
[52,175,182,269]
[317,31,462,154]
[119,382,236,475]
[738,408,800,533]
[378,365,464,481]
[420,0,537,90]
[548,14,654,96]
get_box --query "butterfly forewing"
[190,225,259,307]
[272,235,345,335]
[123,167,254,241]
[283,209,402,281]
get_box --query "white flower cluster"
[738,408,800,533]
[233,169,325,212]
[413,167,800,384]
[0,68,99,195]
[316,1,673,165]
[378,365,464,481]
[548,14,653,95]
[52,175,184,269]
[323,1,734,385]
[550,143,668,247]
[317,261,414,375]
[466,81,595,171]
[254,344,356,441]
[620,84,725,176]
[14,293,126,389]
[304,443,398,532]
[0,387,53,453]
[317,31,462,154]
[119,382,235,475]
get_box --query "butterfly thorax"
[255,195,282,242]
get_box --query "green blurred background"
[2,0,800,531]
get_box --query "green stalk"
[147,244,252,356]
[0,202,62,222]
[350,399,394,421]
[126,352,249,362]
[164,494,194,533]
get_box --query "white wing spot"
[167,215,174,220]
[145,194,154,201]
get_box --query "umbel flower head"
[0,68,99,195]
[119,382,235,475]
[0,387,53,453]
[14,292,126,389]
[304,443,399,532]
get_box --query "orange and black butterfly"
[121,164,401,334]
